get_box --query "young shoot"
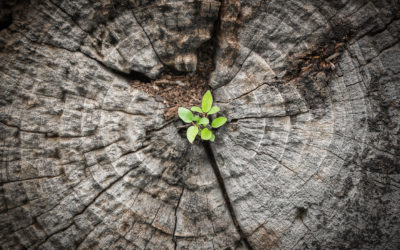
[178,90,227,143]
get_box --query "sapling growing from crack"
[178,90,227,143]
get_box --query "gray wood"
[1,0,399,249]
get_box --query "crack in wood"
[173,185,184,250]
[0,174,65,185]
[202,141,253,250]
[130,9,166,70]
[13,27,151,83]
[34,166,136,248]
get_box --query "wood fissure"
[202,141,253,250]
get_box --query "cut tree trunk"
[1,0,399,249]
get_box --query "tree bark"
[0,0,399,249]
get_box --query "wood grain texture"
[0,0,399,249]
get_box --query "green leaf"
[207,106,220,115]
[198,128,202,135]
[191,106,203,113]
[210,133,215,142]
[178,107,193,123]
[202,90,213,113]
[201,128,212,140]
[186,126,198,143]
[197,117,209,126]
[211,117,227,128]
[193,115,201,122]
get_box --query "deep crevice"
[0,13,12,31]
[202,141,253,250]
[129,26,218,119]
[0,0,27,31]
[113,69,151,83]
[198,4,254,248]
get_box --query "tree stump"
[0,0,399,249]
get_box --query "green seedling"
[178,90,227,143]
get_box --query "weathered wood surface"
[0,0,399,249]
